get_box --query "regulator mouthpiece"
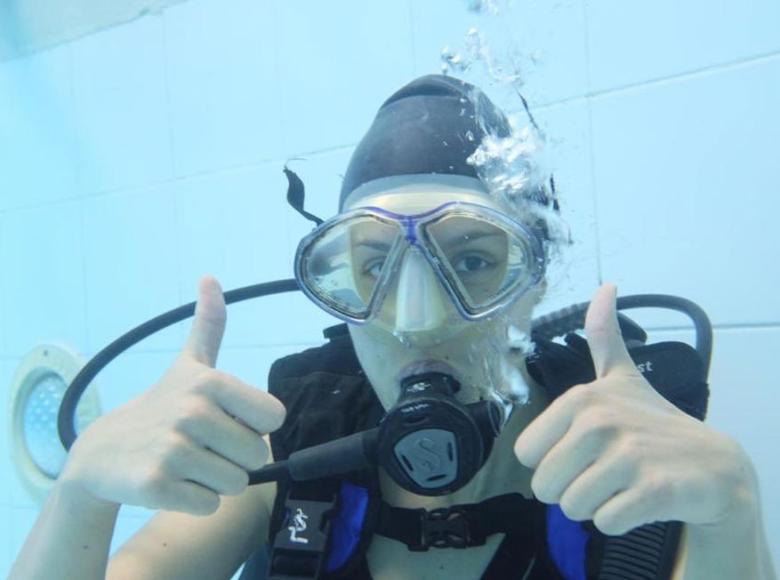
[247,371,504,496]
[378,372,503,496]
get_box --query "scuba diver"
[10,75,774,580]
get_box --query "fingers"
[158,480,221,516]
[179,404,271,472]
[184,276,227,367]
[558,450,633,522]
[584,283,636,378]
[203,371,286,435]
[167,442,252,496]
[529,424,604,504]
[592,487,659,536]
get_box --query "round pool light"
[8,344,102,504]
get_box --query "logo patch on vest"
[288,507,310,544]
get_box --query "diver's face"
[344,187,547,410]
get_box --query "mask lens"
[424,214,534,312]
[299,216,399,318]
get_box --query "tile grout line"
[530,48,780,112]
[1,319,779,363]
[581,0,603,285]
[0,145,358,216]
[159,11,185,315]
[585,48,780,102]
[5,50,778,216]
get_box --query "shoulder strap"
[264,327,384,579]
[527,332,709,420]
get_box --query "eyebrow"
[354,240,392,252]
[354,230,502,251]
[438,229,503,247]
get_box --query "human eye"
[452,252,495,274]
[361,257,386,279]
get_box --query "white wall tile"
[82,186,184,354]
[71,15,173,194]
[591,56,780,328]
[411,0,590,106]
[2,355,43,509]
[0,45,79,211]
[0,214,5,353]
[174,161,327,348]
[217,345,315,394]
[0,358,22,508]
[92,350,176,415]
[587,0,780,92]
[175,163,291,291]
[275,0,415,155]
[0,201,87,357]
[165,0,283,177]
[0,505,12,576]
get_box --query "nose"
[394,247,448,333]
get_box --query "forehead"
[342,176,506,215]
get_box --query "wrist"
[56,467,121,515]
[695,444,760,536]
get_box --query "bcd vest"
[240,323,709,580]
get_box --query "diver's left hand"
[514,283,758,536]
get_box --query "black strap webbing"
[375,493,543,551]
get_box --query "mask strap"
[514,87,561,214]
[284,165,324,227]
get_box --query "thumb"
[184,275,227,367]
[584,283,635,378]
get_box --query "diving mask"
[294,201,546,329]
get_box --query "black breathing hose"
[58,279,712,460]
[531,294,712,376]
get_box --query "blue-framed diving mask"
[294,201,547,331]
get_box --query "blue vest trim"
[326,481,370,572]
[547,504,590,580]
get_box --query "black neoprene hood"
[339,74,511,209]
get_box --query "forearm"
[673,470,776,580]
[9,477,121,580]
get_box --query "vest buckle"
[413,506,471,551]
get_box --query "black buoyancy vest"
[246,324,709,580]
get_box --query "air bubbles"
[499,357,530,404]
[507,325,534,353]
[466,0,500,15]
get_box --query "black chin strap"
[375,493,544,552]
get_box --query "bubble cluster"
[465,0,500,15]
[439,19,572,264]
[441,28,523,88]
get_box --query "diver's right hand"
[59,275,287,516]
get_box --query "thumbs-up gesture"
[60,276,286,515]
[514,284,757,536]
